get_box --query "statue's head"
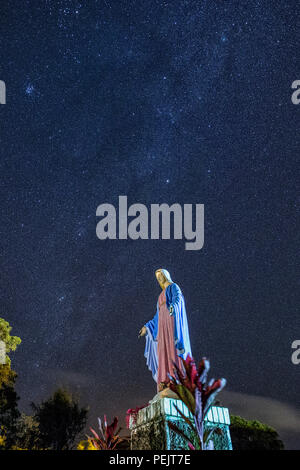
[155,268,173,288]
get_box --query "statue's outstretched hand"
[138,326,147,338]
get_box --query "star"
[25,83,35,95]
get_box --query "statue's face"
[156,271,165,285]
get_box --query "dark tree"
[16,414,40,450]
[230,415,284,450]
[0,371,21,449]
[0,319,22,449]
[31,388,88,450]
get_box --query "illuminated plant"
[167,355,226,450]
[88,416,127,450]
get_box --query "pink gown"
[156,288,184,392]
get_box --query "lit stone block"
[130,397,233,450]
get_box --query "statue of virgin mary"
[139,269,192,396]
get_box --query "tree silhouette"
[31,388,88,450]
[230,415,284,450]
[0,318,21,449]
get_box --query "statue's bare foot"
[159,387,179,399]
[158,381,168,392]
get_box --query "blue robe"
[144,283,192,383]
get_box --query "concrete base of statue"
[129,396,233,450]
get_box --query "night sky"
[0,1,299,449]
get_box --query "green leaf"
[174,384,195,414]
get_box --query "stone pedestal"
[130,397,232,450]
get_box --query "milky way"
[0,0,299,448]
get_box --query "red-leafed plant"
[88,416,126,450]
[167,355,226,450]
